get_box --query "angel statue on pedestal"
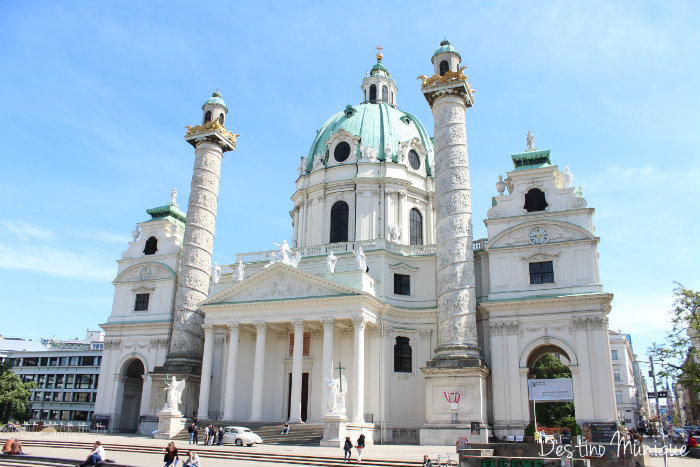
[164,376,186,414]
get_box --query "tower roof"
[432,39,461,60]
[202,90,228,111]
[146,203,186,224]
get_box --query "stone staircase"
[173,422,325,446]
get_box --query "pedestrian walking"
[355,434,365,463]
[163,441,179,467]
[203,425,210,445]
[343,436,353,463]
[193,424,199,444]
[218,426,224,446]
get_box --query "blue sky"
[0,1,698,364]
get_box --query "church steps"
[173,422,325,445]
[6,438,423,467]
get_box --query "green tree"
[0,363,35,423]
[532,354,578,432]
[649,283,700,416]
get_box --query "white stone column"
[429,91,479,358]
[427,195,434,244]
[383,187,389,240]
[139,373,152,416]
[398,191,407,242]
[289,320,305,422]
[197,324,215,419]
[352,317,366,422]
[321,318,334,417]
[167,134,232,368]
[249,322,267,421]
[222,323,240,420]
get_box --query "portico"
[196,263,380,425]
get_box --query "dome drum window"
[334,142,351,163]
[408,150,421,170]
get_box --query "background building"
[4,330,104,424]
[608,329,650,428]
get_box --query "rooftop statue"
[235,260,245,281]
[353,247,367,271]
[526,131,535,151]
[274,240,291,264]
[326,251,338,273]
[210,261,222,284]
[563,166,573,188]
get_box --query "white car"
[222,426,263,446]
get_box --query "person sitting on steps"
[281,422,290,434]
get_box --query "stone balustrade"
[220,239,440,271]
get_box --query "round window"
[334,142,351,162]
[408,150,420,170]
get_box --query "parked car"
[222,426,263,446]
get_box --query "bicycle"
[433,453,458,467]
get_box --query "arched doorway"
[526,345,577,438]
[119,359,144,432]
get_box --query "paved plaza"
[2,432,697,467]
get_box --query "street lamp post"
[649,355,668,467]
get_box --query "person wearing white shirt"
[80,441,105,466]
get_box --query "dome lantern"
[201,90,228,126]
[361,45,398,106]
[431,39,462,77]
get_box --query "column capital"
[202,323,215,333]
[254,322,267,334]
[291,319,305,329]
[227,323,240,331]
[321,318,335,328]
[352,317,367,331]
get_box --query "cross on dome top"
[376,44,384,62]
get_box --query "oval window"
[408,150,420,170]
[334,142,351,162]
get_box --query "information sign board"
[590,422,618,442]
[528,378,574,401]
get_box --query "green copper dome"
[202,90,228,111]
[306,102,434,175]
[370,62,389,77]
[432,39,461,60]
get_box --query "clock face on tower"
[529,226,549,245]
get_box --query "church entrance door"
[286,372,309,421]
[118,359,144,432]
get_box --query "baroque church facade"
[94,41,618,444]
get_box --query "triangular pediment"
[201,262,363,306]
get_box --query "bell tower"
[418,40,490,444]
[155,91,238,412]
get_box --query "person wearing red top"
[686,434,697,448]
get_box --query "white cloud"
[0,220,53,240]
[74,230,130,244]
[0,244,115,282]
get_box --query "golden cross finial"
[376,44,384,62]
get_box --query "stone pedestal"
[420,363,490,445]
[320,413,348,447]
[320,414,376,447]
[154,408,185,439]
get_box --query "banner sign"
[590,422,617,442]
[528,378,574,401]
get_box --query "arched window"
[330,201,349,243]
[143,236,158,255]
[394,337,412,373]
[334,142,351,163]
[204,111,212,123]
[439,60,449,76]
[382,85,388,102]
[409,209,423,245]
[218,113,224,124]
[408,149,420,170]
[524,188,548,212]
[369,84,377,103]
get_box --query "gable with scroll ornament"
[201,262,363,305]
[114,262,176,284]
[487,220,595,249]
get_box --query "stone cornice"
[100,320,171,331]
[478,292,613,312]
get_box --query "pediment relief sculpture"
[116,262,176,283]
[488,222,592,249]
